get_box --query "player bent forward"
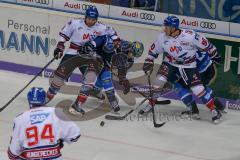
[141,16,222,124]
[69,35,144,115]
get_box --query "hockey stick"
[105,86,170,120]
[0,57,56,112]
[105,97,148,120]
[104,86,170,120]
[131,87,171,105]
[147,74,166,128]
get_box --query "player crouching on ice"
[69,35,144,115]
[8,87,80,160]
[141,16,222,124]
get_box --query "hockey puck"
[100,121,105,127]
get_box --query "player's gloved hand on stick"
[143,58,154,74]
[54,41,65,60]
[81,41,96,54]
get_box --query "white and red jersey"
[8,107,80,160]
[59,18,117,55]
[147,29,216,68]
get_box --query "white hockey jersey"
[8,107,80,160]
[147,29,214,68]
[59,18,116,55]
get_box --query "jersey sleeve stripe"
[59,32,70,41]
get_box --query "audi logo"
[35,0,49,5]
[82,4,96,11]
[140,13,155,21]
[200,21,216,29]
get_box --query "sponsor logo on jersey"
[170,46,182,53]
[83,33,90,40]
[30,113,50,124]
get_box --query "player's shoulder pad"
[157,31,165,40]
[14,111,26,123]
[95,21,108,29]
[96,21,106,26]
[182,29,196,40]
[68,18,82,25]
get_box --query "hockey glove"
[81,41,96,55]
[143,58,154,74]
[58,139,64,148]
[54,41,65,60]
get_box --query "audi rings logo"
[82,4,96,11]
[200,21,216,29]
[140,13,155,21]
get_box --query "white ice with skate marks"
[0,70,240,160]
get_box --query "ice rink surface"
[0,70,240,160]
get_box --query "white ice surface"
[0,70,240,160]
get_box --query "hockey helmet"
[85,6,99,20]
[163,16,180,29]
[27,87,46,107]
[131,41,144,58]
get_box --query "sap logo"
[30,113,49,125]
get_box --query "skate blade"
[69,106,84,116]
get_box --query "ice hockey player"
[69,35,144,115]
[46,6,117,104]
[8,87,80,160]
[175,50,225,119]
[141,15,222,124]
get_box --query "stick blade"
[155,100,171,105]
[105,115,125,120]
[154,121,166,128]
[105,110,134,120]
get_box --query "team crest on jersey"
[30,113,50,125]
[170,45,182,53]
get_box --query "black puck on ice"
[100,121,105,127]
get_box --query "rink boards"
[0,2,239,110]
